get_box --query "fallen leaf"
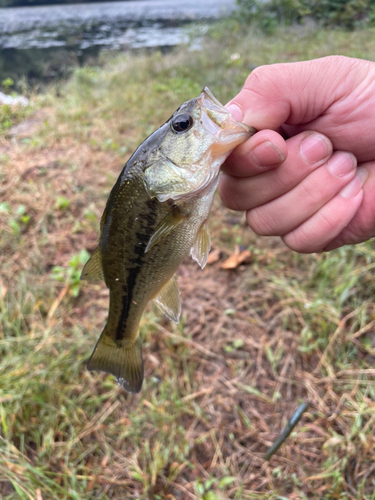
[0,279,7,300]
[207,248,221,264]
[148,353,160,367]
[221,245,252,269]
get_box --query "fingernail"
[226,103,243,122]
[251,141,285,166]
[300,134,330,164]
[327,153,356,177]
[340,167,368,199]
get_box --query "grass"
[1,21,375,499]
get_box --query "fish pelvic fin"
[190,220,211,269]
[152,273,181,323]
[81,246,104,281]
[87,331,143,393]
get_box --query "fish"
[81,87,255,393]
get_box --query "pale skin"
[219,55,375,253]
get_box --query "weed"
[55,196,71,211]
[51,249,90,297]
[1,22,375,500]
[2,78,14,93]
[0,203,31,236]
[0,101,31,133]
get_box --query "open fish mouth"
[199,87,256,152]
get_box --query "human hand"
[219,56,375,252]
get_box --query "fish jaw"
[199,87,256,155]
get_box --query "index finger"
[226,56,366,131]
[221,129,287,177]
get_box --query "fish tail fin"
[87,328,143,394]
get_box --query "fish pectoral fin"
[152,273,181,323]
[190,221,211,269]
[87,333,143,394]
[80,246,104,281]
[145,207,185,253]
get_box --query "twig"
[265,402,309,461]
[47,283,70,323]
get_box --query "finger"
[324,163,374,250]
[219,131,332,212]
[282,167,368,253]
[222,129,287,177]
[246,152,357,236]
[226,57,370,130]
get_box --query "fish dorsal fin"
[190,221,211,269]
[145,207,185,253]
[153,273,181,323]
[80,246,104,281]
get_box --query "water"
[0,0,236,83]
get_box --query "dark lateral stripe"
[115,198,159,341]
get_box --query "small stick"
[265,402,309,461]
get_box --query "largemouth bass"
[82,88,255,393]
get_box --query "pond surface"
[0,0,236,83]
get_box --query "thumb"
[226,56,366,131]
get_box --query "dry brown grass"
[1,25,375,500]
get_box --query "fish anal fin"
[145,207,185,253]
[81,246,104,281]
[153,273,181,323]
[190,221,211,269]
[87,333,143,394]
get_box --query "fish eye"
[171,113,194,134]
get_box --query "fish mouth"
[198,87,256,153]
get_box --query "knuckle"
[245,66,268,86]
[246,208,278,236]
[244,64,285,98]
[218,179,243,211]
[283,209,337,253]
[220,190,241,211]
[273,168,292,192]
[298,181,321,207]
[282,230,315,253]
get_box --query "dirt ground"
[1,108,375,499]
